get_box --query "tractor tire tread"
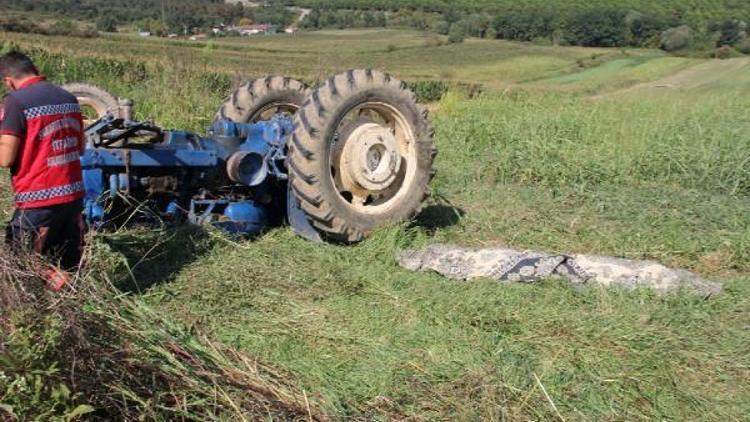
[288,69,436,243]
[214,75,309,124]
[62,83,120,118]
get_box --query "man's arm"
[0,134,20,167]
[0,95,24,166]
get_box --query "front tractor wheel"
[288,69,436,242]
[215,76,309,123]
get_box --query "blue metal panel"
[82,168,105,224]
[86,203,105,222]
[287,187,322,242]
[187,199,268,236]
[82,168,104,199]
[224,201,268,226]
[166,200,180,217]
[81,149,218,168]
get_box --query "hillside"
[0,30,699,94]
[3,0,750,54]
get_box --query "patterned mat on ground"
[398,244,722,297]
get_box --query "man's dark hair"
[0,51,39,79]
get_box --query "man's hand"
[0,134,20,167]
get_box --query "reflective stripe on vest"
[23,103,81,119]
[14,181,84,204]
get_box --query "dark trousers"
[5,200,84,271]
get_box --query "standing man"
[0,51,86,289]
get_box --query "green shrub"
[0,16,98,38]
[96,15,118,33]
[408,80,450,102]
[713,19,746,47]
[464,13,492,38]
[660,25,695,52]
[136,18,167,36]
[48,19,77,35]
[0,308,94,420]
[433,19,450,35]
[491,8,558,42]
[407,80,483,102]
[447,23,466,44]
[485,26,498,39]
[624,10,674,47]
[714,45,742,59]
[736,38,750,54]
[454,81,484,98]
[565,8,628,47]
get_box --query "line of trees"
[293,0,749,24]
[300,6,750,54]
[0,16,98,38]
[0,0,296,35]
[301,10,387,30]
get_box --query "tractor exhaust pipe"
[226,151,269,187]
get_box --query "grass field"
[1,29,749,419]
[2,30,637,89]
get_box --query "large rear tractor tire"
[215,76,309,123]
[62,83,121,125]
[288,69,436,242]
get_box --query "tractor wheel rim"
[331,102,417,214]
[250,102,299,122]
[78,96,109,127]
[341,122,402,192]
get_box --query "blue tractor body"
[80,114,319,239]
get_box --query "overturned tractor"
[65,70,436,242]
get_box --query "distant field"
[2,29,694,91]
[1,29,748,420]
[2,30,611,86]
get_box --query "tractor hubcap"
[330,102,417,213]
[340,123,402,192]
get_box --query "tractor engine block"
[81,114,294,235]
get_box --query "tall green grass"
[1,30,624,89]
[431,89,749,273]
[435,90,750,196]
